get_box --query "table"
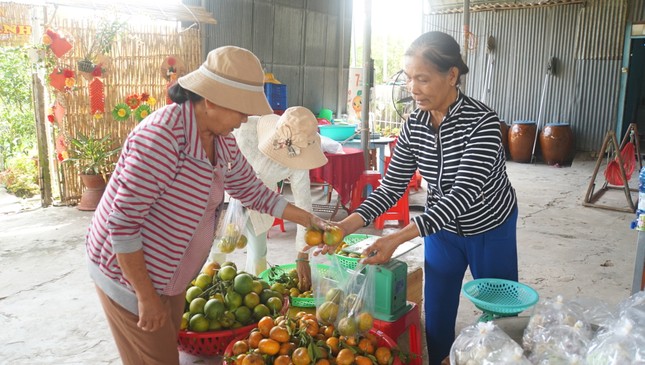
[342,137,395,174]
[310,147,365,218]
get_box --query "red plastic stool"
[267,217,285,238]
[374,188,410,229]
[350,170,381,211]
[373,302,423,365]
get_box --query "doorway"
[624,38,645,138]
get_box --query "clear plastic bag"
[523,295,592,354]
[214,198,249,254]
[311,254,347,326]
[336,263,376,337]
[450,321,531,365]
[527,321,591,364]
[585,317,645,365]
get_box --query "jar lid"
[545,122,570,126]
[512,120,536,125]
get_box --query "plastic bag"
[523,295,593,354]
[336,263,376,337]
[214,198,249,254]
[585,317,645,365]
[527,321,591,364]
[450,321,531,365]
[311,256,376,337]
[311,254,348,326]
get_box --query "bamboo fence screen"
[46,18,201,205]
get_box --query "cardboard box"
[407,265,423,308]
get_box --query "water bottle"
[633,166,645,230]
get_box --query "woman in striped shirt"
[86,46,327,365]
[330,31,519,364]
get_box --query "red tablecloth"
[310,147,365,206]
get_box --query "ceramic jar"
[539,123,574,165]
[509,121,537,163]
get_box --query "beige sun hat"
[177,46,272,116]
[257,107,328,170]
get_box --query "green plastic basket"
[258,263,330,308]
[462,278,539,318]
[335,234,379,270]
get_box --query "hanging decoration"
[54,100,66,124]
[43,29,73,58]
[112,103,131,122]
[89,78,105,116]
[160,55,185,104]
[56,134,68,162]
[49,67,76,93]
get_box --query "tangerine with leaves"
[273,355,292,365]
[358,337,375,355]
[232,340,249,355]
[304,227,323,246]
[325,336,340,355]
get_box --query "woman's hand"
[296,254,312,292]
[360,236,398,265]
[137,292,168,332]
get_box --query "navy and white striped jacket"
[354,90,516,237]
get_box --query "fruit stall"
[179,232,424,365]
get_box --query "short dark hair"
[167,82,204,104]
[405,31,469,83]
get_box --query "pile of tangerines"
[225,311,400,365]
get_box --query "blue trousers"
[423,207,518,364]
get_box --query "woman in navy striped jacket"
[85,46,328,364]
[332,32,519,364]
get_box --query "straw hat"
[177,46,272,116]
[257,107,328,170]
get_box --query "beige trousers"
[96,286,185,365]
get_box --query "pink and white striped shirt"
[86,101,287,314]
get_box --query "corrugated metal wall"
[630,0,645,21]
[423,0,628,151]
[184,0,352,116]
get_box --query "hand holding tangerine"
[304,227,323,246]
[323,226,344,246]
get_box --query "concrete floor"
[0,153,641,364]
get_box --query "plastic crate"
[335,234,379,270]
[264,83,287,111]
[462,278,539,318]
[258,263,331,308]
[177,323,256,356]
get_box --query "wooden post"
[32,73,52,207]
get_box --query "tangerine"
[323,226,343,246]
[375,347,392,365]
[315,360,331,365]
[357,312,374,333]
[325,336,340,355]
[258,316,275,337]
[232,340,249,355]
[304,228,323,246]
[241,352,265,365]
[269,325,291,343]
[274,354,293,365]
[279,341,296,355]
[248,330,263,348]
[258,338,280,355]
[358,338,375,354]
[355,355,372,365]
[336,348,355,365]
[291,347,311,365]
[234,354,246,365]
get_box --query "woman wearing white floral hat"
[85,46,328,365]
[234,106,327,288]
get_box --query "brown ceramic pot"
[500,121,509,153]
[509,121,537,163]
[77,174,106,211]
[539,123,574,166]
